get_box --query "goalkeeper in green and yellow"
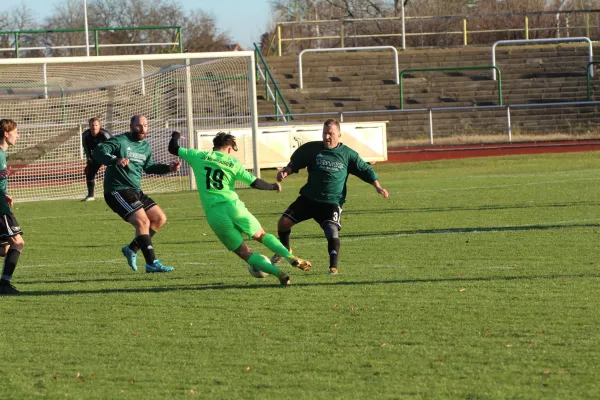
[168,131,311,285]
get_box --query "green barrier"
[400,66,502,110]
[254,43,293,121]
[0,26,183,57]
[586,62,600,101]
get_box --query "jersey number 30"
[204,167,224,190]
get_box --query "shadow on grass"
[344,200,600,216]
[274,222,600,240]
[155,221,600,246]
[19,275,193,285]
[12,272,600,296]
[165,201,600,224]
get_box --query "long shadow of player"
[14,272,600,296]
[286,222,600,240]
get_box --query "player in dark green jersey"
[273,119,389,275]
[0,119,25,295]
[168,131,312,285]
[93,115,181,273]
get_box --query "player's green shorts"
[205,200,262,251]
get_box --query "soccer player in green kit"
[0,119,25,295]
[93,115,181,273]
[168,131,311,286]
[272,119,389,275]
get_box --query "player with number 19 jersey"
[178,148,257,210]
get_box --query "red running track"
[386,139,600,163]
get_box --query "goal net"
[0,52,259,202]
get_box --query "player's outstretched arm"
[251,179,281,192]
[371,180,389,198]
[168,131,183,156]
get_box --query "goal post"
[0,51,259,201]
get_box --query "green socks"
[248,253,281,276]
[262,233,293,260]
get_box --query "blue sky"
[1,0,272,49]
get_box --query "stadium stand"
[258,45,600,145]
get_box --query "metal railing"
[492,37,593,80]
[253,43,293,121]
[268,9,600,56]
[0,26,183,57]
[586,62,600,101]
[399,66,502,110]
[258,100,600,145]
[298,46,399,89]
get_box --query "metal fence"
[0,26,183,58]
[268,9,600,56]
[258,101,600,145]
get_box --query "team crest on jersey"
[126,150,147,163]
[316,157,345,171]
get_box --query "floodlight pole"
[84,0,90,56]
[400,0,406,50]
[555,0,570,38]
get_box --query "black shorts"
[283,196,343,229]
[104,190,157,221]
[0,212,23,241]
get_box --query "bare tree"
[264,0,588,52]
[0,0,231,57]
[0,4,43,58]
[182,10,231,52]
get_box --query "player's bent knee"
[252,228,266,242]
[153,214,167,228]
[131,215,151,231]
[9,235,24,251]
[278,216,295,231]
[323,222,339,240]
[147,208,167,228]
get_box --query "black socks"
[135,234,156,265]
[129,229,156,253]
[278,230,291,250]
[1,249,21,282]
[327,238,340,268]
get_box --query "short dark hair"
[130,115,146,125]
[0,119,17,136]
[213,132,238,151]
[323,119,340,131]
[89,117,100,125]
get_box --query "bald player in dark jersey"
[271,119,389,275]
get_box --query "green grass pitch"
[1,152,600,399]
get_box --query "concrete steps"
[256,45,600,143]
